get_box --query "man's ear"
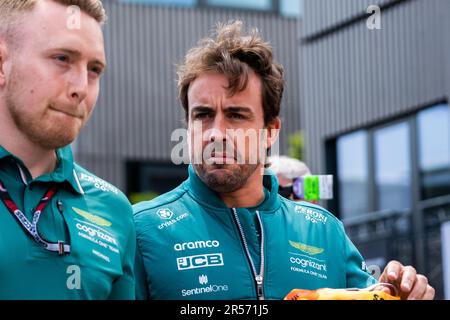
[0,40,8,87]
[266,117,281,150]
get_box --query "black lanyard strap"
[0,179,70,255]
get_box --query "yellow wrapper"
[284,287,400,300]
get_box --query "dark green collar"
[0,146,11,160]
[0,145,84,195]
[185,165,281,212]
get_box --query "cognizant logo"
[289,256,327,272]
[76,223,118,246]
[174,240,220,251]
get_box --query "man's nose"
[67,68,88,104]
[208,115,228,142]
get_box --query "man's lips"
[209,153,237,161]
[49,106,82,119]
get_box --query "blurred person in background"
[269,155,311,201]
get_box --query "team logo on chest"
[289,240,324,255]
[157,208,174,220]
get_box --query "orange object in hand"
[284,283,400,300]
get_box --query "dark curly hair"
[177,20,285,126]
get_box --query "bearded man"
[133,21,434,301]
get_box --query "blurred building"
[73,0,302,202]
[301,0,450,298]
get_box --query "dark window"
[118,0,301,16]
[418,104,450,199]
[280,0,303,17]
[374,122,411,211]
[330,103,449,300]
[336,131,369,219]
[205,0,272,10]
[120,0,197,7]
[332,103,450,219]
[119,0,196,7]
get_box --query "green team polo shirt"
[0,145,136,300]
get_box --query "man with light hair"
[0,0,135,299]
[269,155,312,201]
[269,155,310,183]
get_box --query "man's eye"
[89,66,103,76]
[229,113,245,120]
[54,55,69,63]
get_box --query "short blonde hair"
[177,20,284,126]
[0,0,107,35]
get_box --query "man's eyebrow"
[225,106,254,114]
[52,48,107,69]
[190,106,215,113]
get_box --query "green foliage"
[287,130,305,161]
[129,191,160,204]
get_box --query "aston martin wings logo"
[289,240,324,255]
[72,207,112,227]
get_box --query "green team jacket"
[134,165,376,300]
[0,145,135,299]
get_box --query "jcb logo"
[177,253,224,271]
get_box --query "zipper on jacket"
[231,208,265,300]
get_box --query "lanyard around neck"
[0,179,70,255]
